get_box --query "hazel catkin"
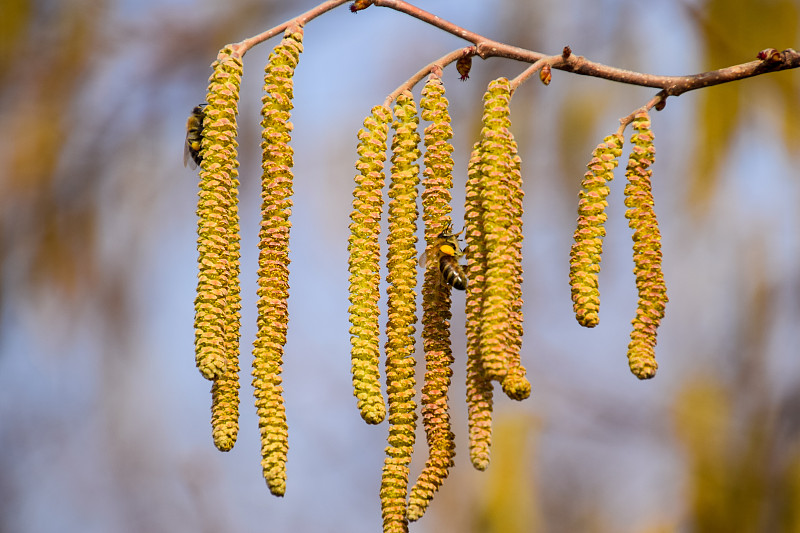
[407,75,457,522]
[381,91,421,533]
[569,133,624,328]
[624,111,667,379]
[195,45,243,451]
[349,105,392,425]
[252,28,303,497]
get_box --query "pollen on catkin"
[407,76,456,522]
[476,78,529,396]
[624,111,667,379]
[212,172,241,450]
[196,45,243,449]
[381,91,420,533]
[252,27,303,497]
[569,133,624,328]
[349,105,391,425]
[211,345,240,451]
[464,140,494,470]
[195,46,243,383]
[499,147,530,402]
[462,77,532,469]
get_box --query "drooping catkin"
[499,146,530,402]
[407,76,456,522]
[381,91,420,533]
[348,105,391,425]
[464,140,494,470]
[195,46,243,383]
[462,77,532,470]
[194,45,243,451]
[476,78,529,397]
[624,111,667,379]
[252,28,303,497]
[569,133,624,328]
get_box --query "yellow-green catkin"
[569,133,624,328]
[349,105,391,425]
[407,76,456,522]
[195,45,243,383]
[624,111,667,379]
[212,148,242,455]
[500,146,530,402]
[252,28,303,497]
[211,349,240,451]
[381,91,420,533]
[462,77,531,469]
[464,140,494,470]
[195,46,243,451]
[476,78,530,398]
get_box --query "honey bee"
[423,222,467,290]
[184,104,207,168]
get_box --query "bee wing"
[418,246,428,268]
[419,243,441,270]
[184,141,197,169]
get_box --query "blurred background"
[1,0,799,531]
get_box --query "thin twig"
[383,47,475,107]
[231,0,350,56]
[372,0,800,99]
[617,93,667,136]
[374,0,490,44]
[509,55,562,93]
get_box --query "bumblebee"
[184,103,207,168]
[424,222,467,290]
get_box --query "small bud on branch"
[350,0,373,12]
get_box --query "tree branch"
[231,0,350,56]
[509,55,561,93]
[230,0,799,106]
[617,92,667,136]
[372,0,800,100]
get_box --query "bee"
[184,104,207,168]
[423,222,468,290]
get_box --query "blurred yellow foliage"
[687,0,800,211]
[674,380,800,532]
[476,415,540,533]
